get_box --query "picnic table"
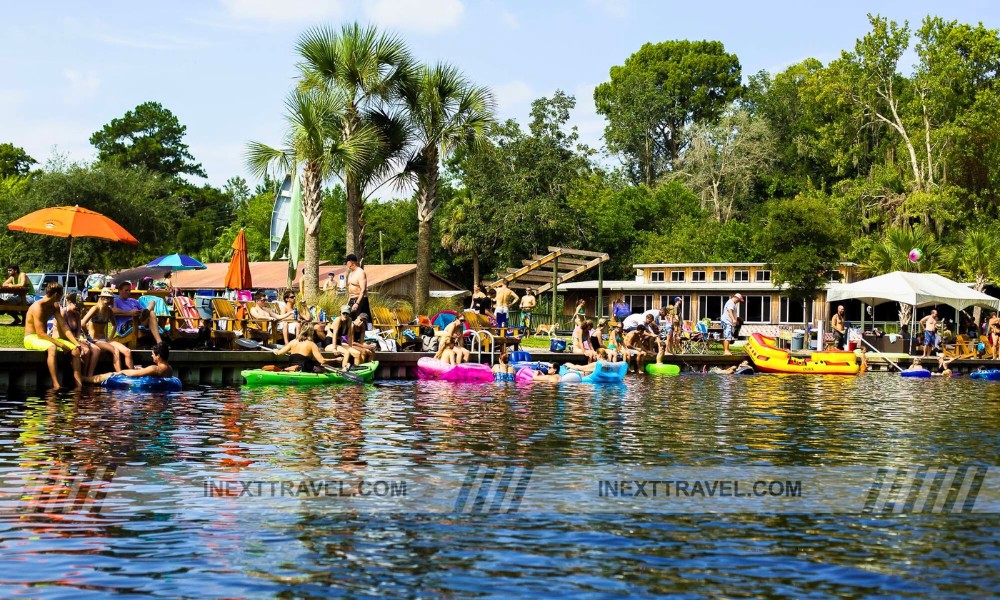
[0,286,30,324]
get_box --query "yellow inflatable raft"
[745,333,859,375]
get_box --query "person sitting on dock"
[622,328,648,373]
[271,324,333,373]
[23,282,82,390]
[351,313,376,364]
[113,281,163,345]
[63,292,101,379]
[323,305,355,370]
[2,264,33,325]
[86,342,173,384]
[442,314,471,364]
[573,319,600,362]
[82,290,133,372]
[435,336,457,365]
[249,291,293,326]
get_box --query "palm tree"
[297,23,413,262]
[860,223,945,326]
[245,88,376,298]
[440,190,481,289]
[400,63,495,314]
[947,227,1000,324]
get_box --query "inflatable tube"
[560,371,583,384]
[417,357,494,383]
[645,363,681,376]
[511,361,549,374]
[557,361,629,384]
[242,362,378,385]
[103,374,182,392]
[970,369,1000,381]
[733,365,755,375]
[901,369,932,378]
[515,367,537,384]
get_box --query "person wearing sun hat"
[721,293,743,355]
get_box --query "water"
[0,374,997,597]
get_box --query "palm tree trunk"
[301,165,323,300]
[415,148,439,315]
[472,249,480,290]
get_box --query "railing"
[469,329,495,364]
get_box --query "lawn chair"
[174,296,233,349]
[239,301,279,345]
[393,305,420,339]
[139,294,198,345]
[942,334,977,360]
[978,335,995,359]
[210,298,246,349]
[372,306,406,343]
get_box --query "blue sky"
[2,0,997,191]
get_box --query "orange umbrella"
[7,205,138,282]
[224,229,252,290]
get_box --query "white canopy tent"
[826,271,1000,311]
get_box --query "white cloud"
[363,0,464,34]
[492,80,534,117]
[63,70,100,104]
[500,9,519,29]
[222,0,345,22]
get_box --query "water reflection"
[0,374,996,596]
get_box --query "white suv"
[27,273,88,297]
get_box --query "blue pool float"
[970,369,1000,381]
[557,360,628,384]
[511,360,550,374]
[900,369,932,378]
[103,374,183,392]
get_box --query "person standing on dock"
[346,254,370,319]
[920,309,939,358]
[831,305,847,350]
[721,293,743,356]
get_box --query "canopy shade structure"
[826,271,1000,312]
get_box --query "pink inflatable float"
[417,357,494,383]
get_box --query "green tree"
[672,108,775,222]
[399,63,494,313]
[0,143,36,177]
[760,194,842,326]
[246,88,377,298]
[594,40,742,186]
[90,101,206,178]
[297,23,413,261]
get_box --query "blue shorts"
[924,331,935,347]
[722,322,735,341]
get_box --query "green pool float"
[242,361,379,385]
[645,363,681,376]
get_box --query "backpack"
[550,338,567,352]
[377,337,397,352]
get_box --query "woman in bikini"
[81,291,132,372]
[272,323,333,372]
[62,293,101,378]
[87,342,172,384]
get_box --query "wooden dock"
[0,348,985,391]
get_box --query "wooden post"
[597,262,604,319]
[551,256,558,328]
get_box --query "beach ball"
[908,248,923,263]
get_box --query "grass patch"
[0,317,23,348]
[519,335,558,349]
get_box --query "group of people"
[468,281,532,330]
[21,281,170,390]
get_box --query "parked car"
[27,273,88,297]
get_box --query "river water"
[0,374,997,597]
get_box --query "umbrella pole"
[65,235,74,302]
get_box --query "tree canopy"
[90,101,206,178]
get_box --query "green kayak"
[242,361,379,386]
[645,363,680,376]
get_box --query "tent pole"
[65,235,73,302]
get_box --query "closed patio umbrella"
[225,229,252,290]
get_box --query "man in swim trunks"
[23,282,82,390]
[345,254,370,318]
[492,279,519,330]
[721,293,743,355]
[919,309,938,358]
[831,305,847,350]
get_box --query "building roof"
[555,280,844,293]
[633,262,858,269]
[172,261,464,292]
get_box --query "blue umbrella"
[145,253,207,271]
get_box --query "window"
[734,270,749,282]
[712,271,727,282]
[743,295,772,323]
[698,295,728,322]
[650,270,665,283]
[670,270,685,282]
[755,270,771,282]
[661,295,691,321]
[623,295,654,314]
[826,270,843,283]
[780,297,806,323]
[691,270,706,282]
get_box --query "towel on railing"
[888,333,898,343]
